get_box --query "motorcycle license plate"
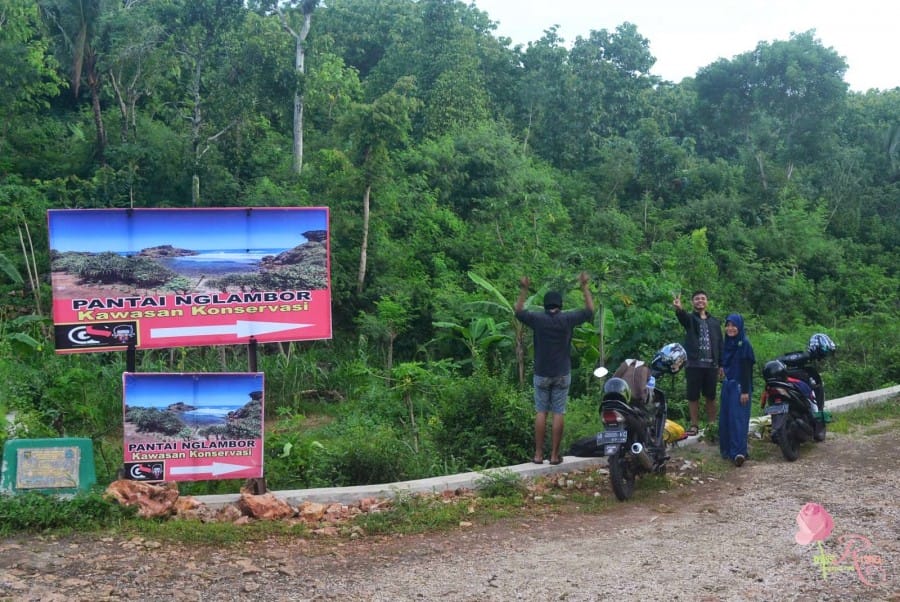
[597,430,627,444]
[765,404,788,415]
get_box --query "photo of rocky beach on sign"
[47,208,329,299]
[123,374,264,445]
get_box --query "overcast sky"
[471,0,897,92]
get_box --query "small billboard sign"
[122,372,264,483]
[48,207,331,353]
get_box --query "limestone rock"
[297,501,327,523]
[105,480,180,518]
[237,492,295,520]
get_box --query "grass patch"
[474,468,527,500]
[629,473,674,500]
[747,436,780,462]
[352,491,479,536]
[0,489,136,535]
[827,398,900,434]
[119,516,309,544]
[674,446,732,477]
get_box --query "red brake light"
[602,409,623,424]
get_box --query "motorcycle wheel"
[779,417,801,462]
[769,412,786,444]
[813,419,827,442]
[609,452,636,501]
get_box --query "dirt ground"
[1,422,898,602]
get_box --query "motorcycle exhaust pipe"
[630,442,654,470]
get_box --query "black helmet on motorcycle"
[762,359,787,382]
[807,333,836,359]
[602,377,632,404]
[651,343,687,374]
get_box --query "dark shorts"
[686,366,718,401]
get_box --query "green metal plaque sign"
[1,438,96,494]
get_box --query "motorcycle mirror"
[593,366,609,379]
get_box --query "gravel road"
[1,421,898,601]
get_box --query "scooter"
[761,333,836,462]
[595,343,686,501]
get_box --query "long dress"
[719,376,751,460]
[718,314,755,461]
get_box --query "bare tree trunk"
[279,8,314,175]
[109,66,143,143]
[293,88,303,174]
[191,57,203,207]
[192,175,200,207]
[386,332,396,379]
[357,183,371,293]
[598,301,605,367]
[17,222,43,317]
[755,152,768,192]
[88,71,107,165]
[406,391,419,453]
[516,329,525,387]
[109,72,130,143]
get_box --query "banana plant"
[432,316,512,375]
[465,271,537,387]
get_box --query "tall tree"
[40,0,108,162]
[339,77,419,293]
[559,23,656,168]
[0,0,64,171]
[256,0,319,174]
[0,0,63,115]
[517,27,571,159]
[695,31,848,192]
[166,0,248,206]
[99,0,169,144]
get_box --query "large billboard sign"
[122,372,264,483]
[48,207,331,353]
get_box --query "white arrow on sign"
[169,462,251,477]
[150,320,312,339]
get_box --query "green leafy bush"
[308,415,414,487]
[431,373,531,470]
[0,490,136,534]
[475,468,526,499]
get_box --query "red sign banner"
[122,372,264,483]
[48,208,331,353]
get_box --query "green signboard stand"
[1,438,96,495]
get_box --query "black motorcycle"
[761,333,836,462]
[595,343,686,501]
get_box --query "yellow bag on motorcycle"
[663,419,686,443]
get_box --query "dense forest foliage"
[1,0,898,490]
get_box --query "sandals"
[532,458,544,464]
[549,458,563,465]
[685,425,700,437]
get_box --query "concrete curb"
[195,385,899,510]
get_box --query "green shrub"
[475,468,526,499]
[308,415,414,486]
[0,489,136,534]
[431,373,531,470]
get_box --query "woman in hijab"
[719,313,755,466]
